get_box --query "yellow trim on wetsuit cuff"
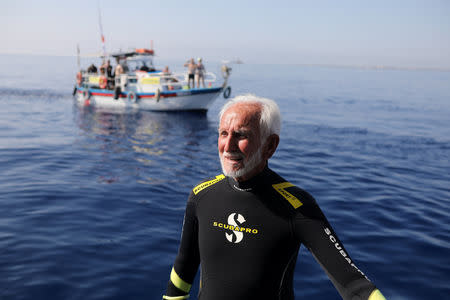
[162,295,189,300]
[368,289,386,300]
[170,267,192,293]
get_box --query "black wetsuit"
[164,167,381,300]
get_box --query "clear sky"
[2,0,450,68]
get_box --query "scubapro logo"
[212,213,259,243]
[226,213,245,243]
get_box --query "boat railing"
[79,70,219,90]
[145,71,217,86]
[128,71,218,89]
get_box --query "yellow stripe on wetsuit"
[170,267,192,293]
[272,182,303,209]
[193,174,225,195]
[162,295,189,300]
[368,289,387,300]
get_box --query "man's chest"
[196,190,294,258]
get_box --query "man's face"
[218,103,266,181]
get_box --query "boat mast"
[98,3,107,62]
[76,43,81,70]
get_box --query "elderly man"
[163,95,386,300]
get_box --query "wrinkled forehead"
[219,102,262,129]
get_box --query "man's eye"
[220,131,228,136]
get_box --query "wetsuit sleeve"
[163,193,200,300]
[294,201,386,300]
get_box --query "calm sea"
[0,54,449,300]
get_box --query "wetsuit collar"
[227,165,271,192]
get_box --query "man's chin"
[221,154,262,180]
[226,163,243,172]
[223,164,253,179]
[223,167,243,177]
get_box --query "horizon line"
[1,52,449,72]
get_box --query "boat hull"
[74,86,223,111]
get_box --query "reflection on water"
[72,104,216,186]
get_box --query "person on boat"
[159,66,170,91]
[98,67,108,89]
[140,62,150,72]
[100,60,106,74]
[161,66,180,91]
[162,66,171,75]
[196,57,206,88]
[103,60,113,77]
[183,58,196,89]
[104,60,113,88]
[163,94,387,300]
[114,58,124,76]
[114,60,126,89]
[115,57,129,73]
[87,63,98,74]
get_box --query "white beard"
[220,148,263,179]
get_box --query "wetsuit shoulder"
[190,174,226,198]
[263,169,318,214]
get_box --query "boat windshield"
[126,55,155,72]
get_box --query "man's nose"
[223,135,238,152]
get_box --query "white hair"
[219,94,281,141]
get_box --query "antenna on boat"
[98,2,107,62]
[76,43,81,70]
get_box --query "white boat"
[73,49,232,112]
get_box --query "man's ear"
[263,134,280,160]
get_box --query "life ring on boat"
[99,75,107,89]
[223,86,231,99]
[83,90,91,101]
[155,89,161,102]
[127,91,137,103]
[76,72,82,85]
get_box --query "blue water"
[1,54,449,300]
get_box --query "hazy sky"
[2,0,450,68]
